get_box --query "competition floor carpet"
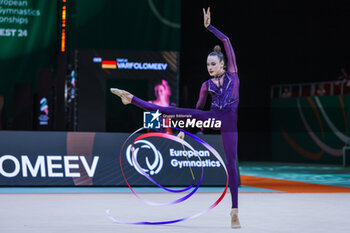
[1,162,350,233]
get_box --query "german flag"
[102,60,117,69]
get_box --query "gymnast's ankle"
[230,208,241,229]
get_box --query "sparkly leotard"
[131,24,240,208]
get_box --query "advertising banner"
[0,131,227,186]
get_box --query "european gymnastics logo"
[126,140,163,176]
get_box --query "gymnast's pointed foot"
[110,88,133,105]
[230,208,241,229]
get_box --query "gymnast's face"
[156,85,165,97]
[207,55,224,77]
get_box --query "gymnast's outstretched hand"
[110,88,133,105]
[203,7,210,28]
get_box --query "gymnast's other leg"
[221,130,240,228]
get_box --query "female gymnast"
[111,7,241,228]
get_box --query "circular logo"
[126,140,163,176]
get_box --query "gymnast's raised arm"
[203,7,238,74]
[196,82,208,110]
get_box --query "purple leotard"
[131,24,239,208]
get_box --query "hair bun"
[214,45,221,53]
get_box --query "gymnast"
[111,7,241,228]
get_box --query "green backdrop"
[0,0,57,117]
[271,96,350,164]
[0,0,181,120]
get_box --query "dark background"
[180,0,350,160]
